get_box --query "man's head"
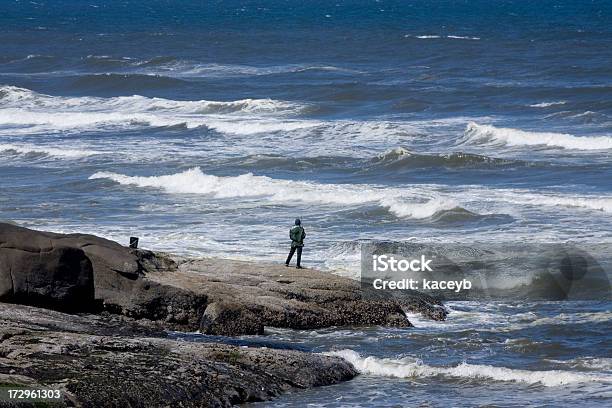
[294,218,301,226]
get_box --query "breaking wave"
[88,167,612,220]
[329,349,612,387]
[546,357,612,371]
[0,87,425,140]
[0,85,303,115]
[463,122,612,150]
[88,167,468,220]
[408,35,480,40]
[447,35,480,40]
[0,85,311,134]
[529,101,567,108]
[0,143,98,158]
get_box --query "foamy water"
[327,349,611,387]
[463,122,612,151]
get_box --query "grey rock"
[0,303,356,407]
[0,223,208,328]
[0,239,95,312]
[0,223,447,336]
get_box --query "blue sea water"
[1,1,611,406]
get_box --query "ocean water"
[1,1,611,406]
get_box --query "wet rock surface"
[0,303,356,407]
[151,257,447,335]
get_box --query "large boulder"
[0,223,207,327]
[0,244,94,311]
[0,222,138,312]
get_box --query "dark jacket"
[290,225,306,248]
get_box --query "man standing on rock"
[285,218,306,269]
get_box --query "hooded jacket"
[289,225,306,248]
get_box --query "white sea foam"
[512,194,612,213]
[463,122,612,150]
[88,167,612,221]
[1,86,411,139]
[476,188,612,214]
[0,85,302,115]
[134,60,363,77]
[403,311,451,329]
[328,349,612,387]
[88,167,462,219]
[446,35,480,40]
[529,101,567,108]
[376,146,413,160]
[0,86,444,147]
[380,196,457,218]
[201,119,320,135]
[0,143,98,158]
[0,85,317,135]
[491,311,612,334]
[546,357,612,371]
[527,312,612,327]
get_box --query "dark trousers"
[285,246,302,267]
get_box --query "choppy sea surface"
[1,1,611,406]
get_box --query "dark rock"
[200,302,264,335]
[0,223,208,328]
[0,303,356,407]
[115,278,208,329]
[0,243,94,312]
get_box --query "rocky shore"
[0,303,357,407]
[0,223,446,406]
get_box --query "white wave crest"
[0,85,310,134]
[447,35,480,40]
[463,122,612,150]
[0,143,98,158]
[528,312,612,327]
[376,146,413,160]
[381,196,457,218]
[513,193,612,213]
[476,187,612,214]
[328,349,612,387]
[529,101,567,108]
[135,61,363,77]
[547,357,612,371]
[0,85,301,115]
[88,167,461,219]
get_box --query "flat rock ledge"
[0,303,356,407]
[0,223,447,335]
